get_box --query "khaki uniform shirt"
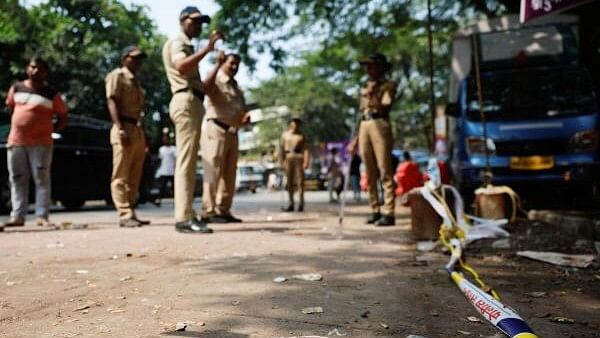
[280,130,306,160]
[162,32,203,94]
[205,71,246,129]
[105,66,144,119]
[359,80,397,114]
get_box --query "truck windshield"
[466,67,597,121]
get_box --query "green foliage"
[214,0,513,148]
[250,64,354,145]
[0,0,169,142]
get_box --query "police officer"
[349,53,398,226]
[280,117,309,212]
[105,46,150,227]
[162,6,222,233]
[201,51,249,223]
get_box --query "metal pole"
[471,34,492,184]
[427,0,436,153]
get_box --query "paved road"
[0,191,598,337]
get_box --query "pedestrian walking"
[201,52,249,223]
[1,57,68,231]
[162,6,222,233]
[152,134,177,207]
[105,46,150,228]
[349,152,362,202]
[280,117,309,212]
[349,53,398,226]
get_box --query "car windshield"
[239,166,254,175]
[466,67,597,121]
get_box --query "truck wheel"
[60,198,85,211]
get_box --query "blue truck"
[446,14,599,206]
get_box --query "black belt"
[209,119,237,134]
[174,88,205,101]
[361,112,387,121]
[120,115,142,126]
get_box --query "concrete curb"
[528,210,600,241]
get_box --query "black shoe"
[175,218,213,233]
[134,217,151,225]
[366,212,381,224]
[223,214,242,223]
[374,215,395,226]
[204,215,229,223]
[297,205,304,212]
[281,205,294,212]
[120,218,142,228]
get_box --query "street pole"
[427,0,436,153]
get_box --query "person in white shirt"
[153,134,177,206]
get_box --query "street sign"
[520,0,593,22]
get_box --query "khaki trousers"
[201,120,239,217]
[169,92,204,222]
[285,156,304,206]
[110,124,145,220]
[358,119,395,216]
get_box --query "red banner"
[520,0,593,22]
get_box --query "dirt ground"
[0,191,598,338]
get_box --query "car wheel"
[0,175,11,214]
[61,198,85,211]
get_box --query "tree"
[213,0,514,149]
[0,0,170,141]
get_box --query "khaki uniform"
[358,80,397,216]
[201,71,246,217]
[162,32,205,222]
[280,130,306,207]
[105,67,146,220]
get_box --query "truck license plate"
[509,156,554,170]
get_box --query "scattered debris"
[119,276,133,282]
[430,311,439,317]
[266,216,273,221]
[417,241,437,252]
[327,328,346,336]
[360,310,370,318]
[491,238,511,249]
[175,322,188,331]
[110,255,119,260]
[406,335,429,338]
[6,281,22,286]
[551,316,575,324]
[72,304,91,312]
[46,241,65,249]
[516,251,595,268]
[232,252,248,259]
[380,322,389,329]
[301,306,323,314]
[457,330,472,335]
[59,222,88,230]
[466,316,481,323]
[292,273,322,281]
[75,270,89,274]
[231,300,240,306]
[525,291,547,298]
[273,276,287,283]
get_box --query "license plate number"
[509,156,554,170]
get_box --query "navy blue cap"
[359,52,391,68]
[179,6,211,23]
[121,45,146,59]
